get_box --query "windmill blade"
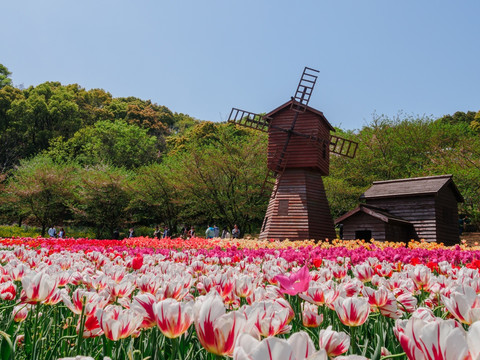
[228,108,271,132]
[291,67,319,112]
[330,134,358,158]
[260,169,278,198]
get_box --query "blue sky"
[2,1,479,130]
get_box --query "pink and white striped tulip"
[194,293,252,356]
[21,271,57,304]
[318,325,350,357]
[95,305,143,341]
[395,314,469,360]
[334,296,370,327]
[0,281,16,300]
[152,298,194,338]
[233,332,327,360]
[467,321,480,360]
[441,285,480,325]
[131,293,157,329]
[302,302,323,328]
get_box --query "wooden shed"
[335,175,464,245]
[335,204,414,242]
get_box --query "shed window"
[278,200,289,216]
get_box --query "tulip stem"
[32,303,40,360]
[349,326,358,355]
[380,352,406,359]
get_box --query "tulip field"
[0,237,480,360]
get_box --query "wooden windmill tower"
[228,67,358,241]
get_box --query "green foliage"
[0,64,12,89]
[165,122,269,233]
[130,162,182,231]
[72,164,133,238]
[0,80,177,171]
[46,120,158,169]
[0,225,95,239]
[3,155,78,236]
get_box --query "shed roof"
[335,204,413,225]
[360,175,464,202]
[265,99,335,132]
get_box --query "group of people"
[153,225,196,239]
[147,224,241,240]
[205,224,240,239]
[47,226,65,238]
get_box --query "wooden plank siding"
[341,212,387,241]
[435,186,460,246]
[366,197,437,242]
[259,169,336,241]
[267,107,331,175]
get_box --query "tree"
[130,162,182,232]
[0,64,12,89]
[46,120,158,169]
[72,164,132,239]
[4,155,78,236]
[166,123,269,234]
[0,85,25,171]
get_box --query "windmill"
[228,67,358,241]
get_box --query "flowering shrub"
[0,236,479,359]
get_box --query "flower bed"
[0,237,479,359]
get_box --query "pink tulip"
[274,266,311,295]
[21,271,57,304]
[318,325,350,357]
[153,298,194,338]
[334,296,370,327]
[194,293,252,356]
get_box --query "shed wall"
[366,196,437,242]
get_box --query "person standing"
[205,225,215,239]
[48,226,57,238]
[213,225,220,238]
[58,228,65,238]
[221,227,230,239]
[153,225,161,238]
[180,224,188,239]
[188,226,195,239]
[232,224,240,239]
[128,228,135,238]
[163,226,171,238]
